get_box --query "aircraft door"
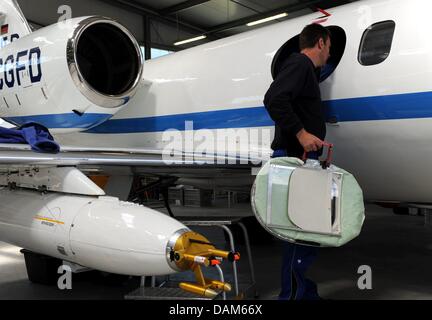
[271,26,347,82]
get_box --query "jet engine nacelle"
[0,16,143,132]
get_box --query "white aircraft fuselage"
[1,0,431,203]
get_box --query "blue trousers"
[279,242,320,300]
[273,149,320,300]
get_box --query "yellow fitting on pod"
[205,279,232,292]
[179,282,218,298]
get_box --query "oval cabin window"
[358,20,396,66]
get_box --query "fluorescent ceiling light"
[174,35,207,46]
[246,13,288,27]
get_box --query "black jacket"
[264,52,326,158]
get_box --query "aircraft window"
[271,26,346,83]
[358,20,395,66]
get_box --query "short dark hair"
[299,24,331,50]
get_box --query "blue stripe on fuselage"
[3,91,432,132]
[324,91,432,122]
[85,91,432,134]
[86,107,273,134]
[4,113,113,129]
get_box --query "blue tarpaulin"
[0,122,60,153]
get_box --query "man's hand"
[296,129,323,152]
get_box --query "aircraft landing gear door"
[271,26,347,125]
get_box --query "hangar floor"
[1,203,432,300]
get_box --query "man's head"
[299,24,331,68]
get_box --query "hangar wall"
[17,0,144,41]
[15,0,196,51]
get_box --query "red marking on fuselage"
[313,18,329,24]
[1,24,9,35]
[313,7,332,24]
[317,8,332,17]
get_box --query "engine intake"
[67,17,143,108]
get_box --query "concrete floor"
[1,203,432,300]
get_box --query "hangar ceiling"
[16,0,359,58]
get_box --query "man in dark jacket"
[263,23,331,300]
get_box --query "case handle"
[302,142,334,169]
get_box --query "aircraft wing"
[0,143,259,168]
[0,144,262,192]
